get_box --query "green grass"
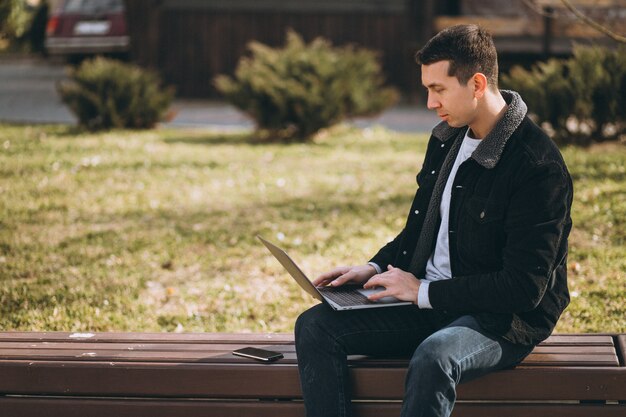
[0,123,624,334]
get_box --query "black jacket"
[370,91,573,346]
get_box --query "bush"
[0,0,33,45]
[58,57,174,131]
[214,30,399,141]
[502,45,626,146]
[568,46,626,142]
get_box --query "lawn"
[0,123,624,334]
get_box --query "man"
[295,24,573,417]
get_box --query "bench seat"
[0,332,624,416]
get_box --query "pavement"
[0,55,439,132]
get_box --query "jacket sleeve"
[428,160,573,314]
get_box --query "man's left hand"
[363,265,421,303]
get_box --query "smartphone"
[232,347,284,362]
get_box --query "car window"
[63,0,124,13]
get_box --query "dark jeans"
[294,303,534,417]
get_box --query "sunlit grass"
[0,124,624,334]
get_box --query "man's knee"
[409,335,461,382]
[295,304,330,345]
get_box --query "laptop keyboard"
[318,286,375,306]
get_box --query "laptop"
[258,236,412,311]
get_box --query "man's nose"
[427,94,441,110]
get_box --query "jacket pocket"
[457,197,506,267]
[416,170,436,189]
[466,196,505,224]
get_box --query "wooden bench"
[0,332,624,416]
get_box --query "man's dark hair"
[415,24,499,88]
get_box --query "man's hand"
[312,264,378,288]
[363,265,421,303]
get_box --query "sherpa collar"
[431,90,527,169]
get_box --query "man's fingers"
[314,270,351,287]
[312,274,330,286]
[313,272,339,286]
[312,277,332,287]
[331,271,354,286]
[313,267,348,286]
[313,274,341,287]
[363,275,382,289]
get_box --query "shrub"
[502,45,626,146]
[215,30,399,141]
[57,57,174,131]
[503,59,575,141]
[568,46,626,142]
[0,0,33,44]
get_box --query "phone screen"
[232,347,284,362]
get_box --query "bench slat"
[0,332,619,367]
[519,353,618,366]
[531,345,615,354]
[0,341,283,352]
[0,332,294,344]
[0,341,615,355]
[1,360,624,401]
[0,351,613,367]
[1,397,625,417]
[0,348,618,367]
[343,353,619,368]
[540,335,614,346]
[0,332,614,346]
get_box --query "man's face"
[421,61,477,128]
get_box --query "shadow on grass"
[161,130,251,146]
[56,190,413,252]
[161,130,335,147]
[7,124,152,139]
[0,123,85,137]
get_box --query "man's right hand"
[312,264,378,288]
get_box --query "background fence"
[125,0,624,98]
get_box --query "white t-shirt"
[418,128,482,308]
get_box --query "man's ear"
[472,73,488,99]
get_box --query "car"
[45,0,129,60]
